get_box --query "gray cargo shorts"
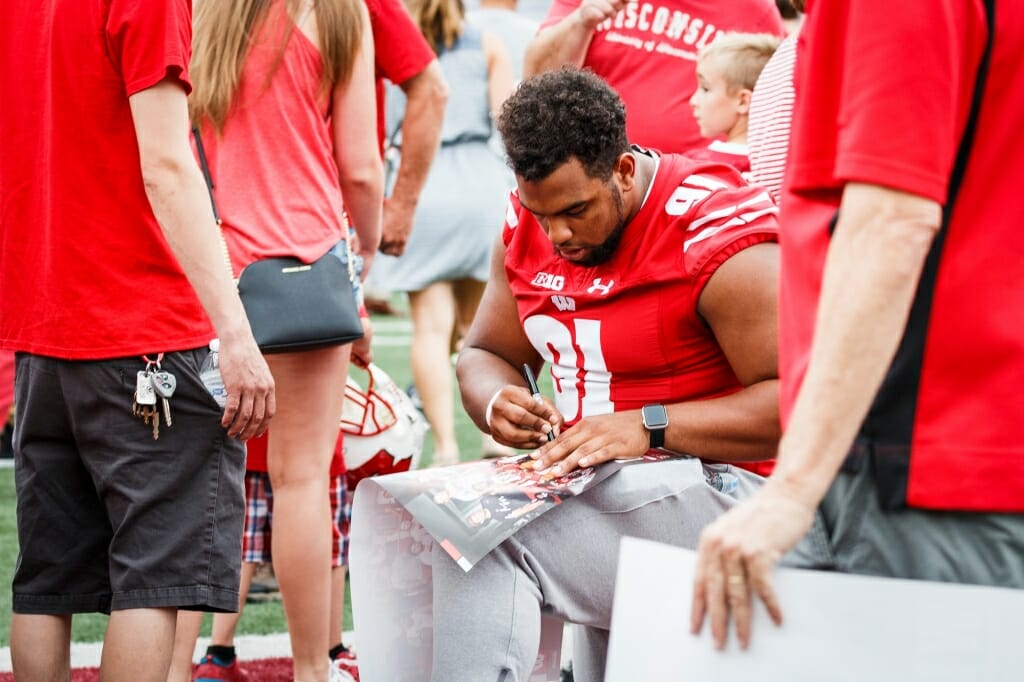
[819,457,1024,588]
[12,349,246,614]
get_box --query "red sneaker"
[194,654,250,682]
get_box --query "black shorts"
[12,349,246,614]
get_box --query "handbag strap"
[192,125,221,224]
[192,125,236,278]
[191,126,356,283]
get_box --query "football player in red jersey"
[413,69,829,681]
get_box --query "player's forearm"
[771,183,942,507]
[141,157,253,344]
[390,63,447,213]
[456,346,534,433]
[523,15,594,77]
[664,379,781,461]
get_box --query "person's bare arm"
[522,0,626,77]
[456,236,563,447]
[332,2,383,272]
[381,61,448,257]
[532,242,783,475]
[482,32,515,116]
[770,184,941,503]
[691,183,942,650]
[129,81,275,440]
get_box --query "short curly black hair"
[497,68,629,182]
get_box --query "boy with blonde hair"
[688,32,780,174]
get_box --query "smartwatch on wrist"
[641,404,668,449]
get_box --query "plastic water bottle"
[199,339,228,408]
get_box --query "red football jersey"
[504,152,778,471]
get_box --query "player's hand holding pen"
[483,364,563,450]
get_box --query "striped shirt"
[747,33,798,204]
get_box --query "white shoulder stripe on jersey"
[683,205,779,253]
[687,191,774,232]
[505,196,519,229]
[681,173,730,191]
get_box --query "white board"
[606,537,1024,682]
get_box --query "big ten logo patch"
[531,272,566,291]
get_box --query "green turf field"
[0,302,508,646]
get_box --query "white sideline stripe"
[0,631,305,672]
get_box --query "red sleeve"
[539,0,583,30]
[832,0,987,203]
[369,0,436,85]
[675,167,778,303]
[794,0,987,202]
[106,0,192,96]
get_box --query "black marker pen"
[522,363,555,442]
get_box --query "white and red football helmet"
[339,363,428,491]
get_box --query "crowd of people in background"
[2,0,1023,681]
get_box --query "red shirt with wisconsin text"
[540,0,783,154]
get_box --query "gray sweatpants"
[430,457,832,682]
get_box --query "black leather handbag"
[193,127,364,354]
[236,250,364,353]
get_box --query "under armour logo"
[587,278,615,296]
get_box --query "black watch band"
[641,404,668,449]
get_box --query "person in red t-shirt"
[381,69,827,682]
[523,0,785,154]
[0,0,275,679]
[686,32,780,177]
[692,0,1024,652]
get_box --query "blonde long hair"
[191,0,363,131]
[406,0,464,54]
